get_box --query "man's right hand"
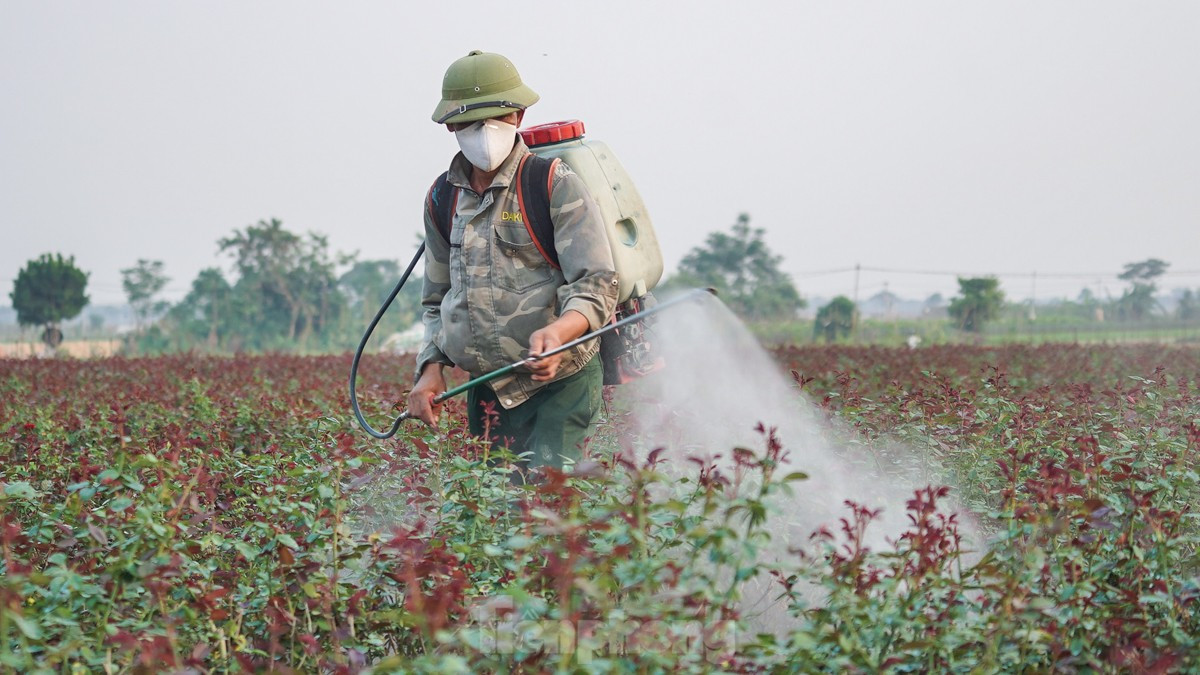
[408,364,447,426]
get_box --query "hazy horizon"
[4,1,1199,309]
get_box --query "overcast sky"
[3,1,1198,308]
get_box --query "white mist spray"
[615,294,971,626]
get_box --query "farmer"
[407,50,618,475]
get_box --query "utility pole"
[1029,270,1037,322]
[853,263,861,307]
[852,262,861,337]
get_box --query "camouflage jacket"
[416,138,619,409]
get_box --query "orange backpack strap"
[515,155,561,270]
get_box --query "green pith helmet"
[432,50,539,125]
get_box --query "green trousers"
[468,356,602,472]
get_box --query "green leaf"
[662,500,688,514]
[3,482,39,501]
[44,614,80,628]
[11,613,43,640]
[232,541,259,561]
[276,533,300,550]
[108,497,133,512]
[782,471,809,482]
[1027,597,1055,611]
[506,535,533,549]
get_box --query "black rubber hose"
[348,243,426,439]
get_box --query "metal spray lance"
[349,286,713,439]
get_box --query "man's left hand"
[527,310,590,382]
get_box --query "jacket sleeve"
[550,162,619,330]
[415,188,456,380]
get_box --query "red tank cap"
[520,119,585,148]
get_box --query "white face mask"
[454,118,517,172]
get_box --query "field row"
[2,346,1198,671]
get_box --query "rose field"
[2,344,1199,672]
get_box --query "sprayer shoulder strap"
[427,155,561,269]
[426,172,459,246]
[516,154,561,270]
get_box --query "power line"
[794,267,857,279]
[796,266,1200,280]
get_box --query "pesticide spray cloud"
[614,293,978,630]
[620,292,968,562]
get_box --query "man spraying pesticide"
[350,50,701,476]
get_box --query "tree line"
[10,219,423,353]
[7,215,1193,352]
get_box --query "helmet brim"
[432,83,540,125]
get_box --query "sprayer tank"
[520,120,663,303]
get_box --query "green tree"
[666,213,805,320]
[9,253,90,349]
[167,268,232,350]
[218,218,346,349]
[948,277,1004,332]
[1176,289,1198,321]
[1074,288,1103,321]
[338,258,422,336]
[120,259,169,333]
[1114,258,1168,321]
[814,296,856,343]
[1118,258,1169,282]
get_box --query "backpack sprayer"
[350,120,701,439]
